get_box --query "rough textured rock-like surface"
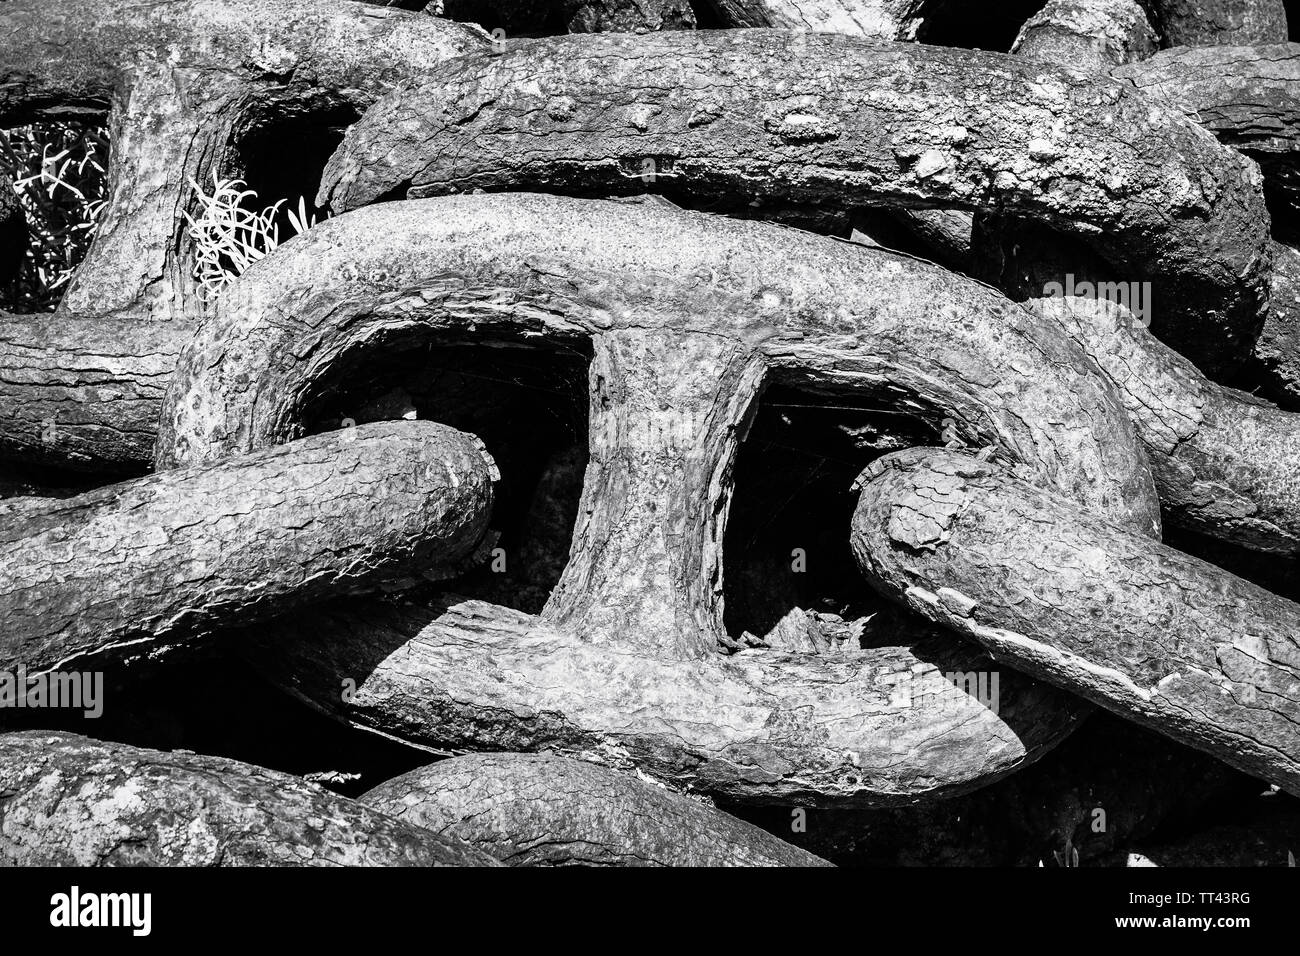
[1107,48,1300,404]
[1035,296,1300,555]
[0,421,495,673]
[318,31,1271,376]
[1115,43,1300,227]
[851,447,1300,796]
[0,0,485,329]
[969,0,1154,334]
[0,317,186,472]
[1013,0,1157,69]
[363,752,831,865]
[702,0,926,37]
[0,731,497,866]
[1150,0,1288,46]
[240,593,1089,806]
[445,0,696,33]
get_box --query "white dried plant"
[183,172,321,298]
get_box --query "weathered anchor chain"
[0,0,1298,862]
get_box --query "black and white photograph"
[0,0,1295,933]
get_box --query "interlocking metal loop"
[151,191,1160,804]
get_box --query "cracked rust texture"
[1013,0,1157,70]
[362,752,832,866]
[0,420,496,673]
[0,731,498,866]
[851,447,1300,795]
[238,593,1089,805]
[1036,295,1300,556]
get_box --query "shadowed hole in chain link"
[299,333,591,614]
